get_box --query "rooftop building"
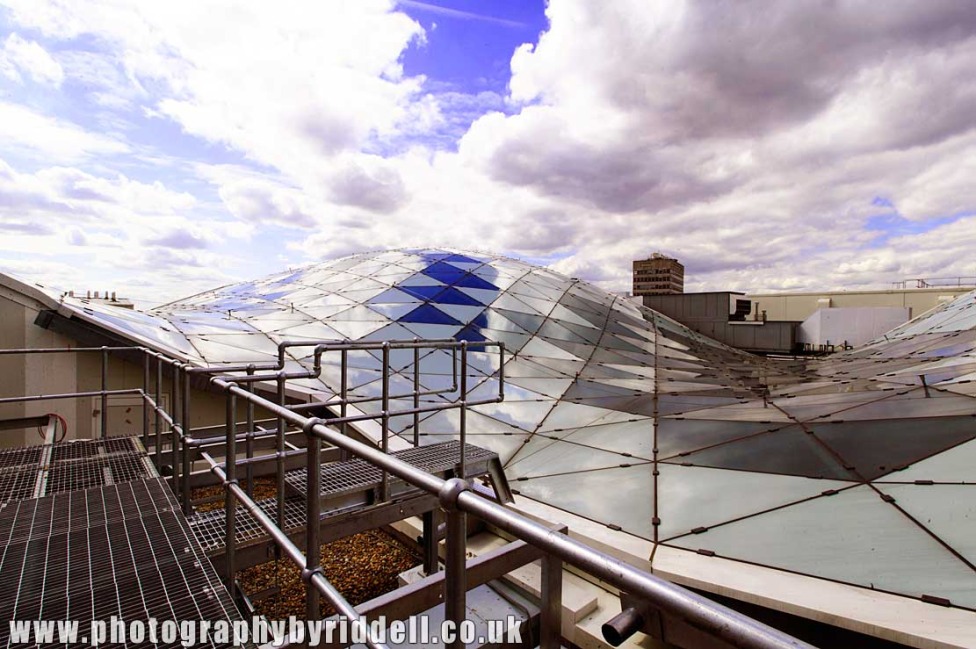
[632,253,684,296]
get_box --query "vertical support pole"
[142,352,150,450]
[380,342,390,502]
[155,355,163,467]
[171,362,181,499]
[276,373,286,532]
[422,510,438,575]
[304,418,322,620]
[444,507,467,649]
[225,389,237,587]
[340,349,349,461]
[181,369,192,515]
[458,341,468,478]
[412,341,420,447]
[541,553,563,649]
[245,365,255,498]
[100,347,108,439]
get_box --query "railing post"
[440,478,468,649]
[458,340,468,477]
[380,342,390,502]
[225,388,237,587]
[340,348,349,461]
[142,352,150,450]
[304,418,323,620]
[245,364,255,498]
[541,552,563,648]
[422,509,439,575]
[276,373,286,532]
[100,346,108,439]
[155,355,163,467]
[181,369,193,515]
[413,339,420,447]
[171,362,181,499]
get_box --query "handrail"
[207,344,815,649]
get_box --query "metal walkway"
[0,472,249,648]
[187,440,509,555]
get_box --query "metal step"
[187,441,511,555]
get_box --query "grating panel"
[188,496,307,553]
[44,454,153,494]
[0,447,42,471]
[193,442,501,553]
[0,468,37,503]
[49,438,141,462]
[0,478,249,649]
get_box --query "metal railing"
[1,343,815,649]
[194,340,814,649]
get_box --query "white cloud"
[2,0,976,303]
[0,102,127,160]
[0,33,64,86]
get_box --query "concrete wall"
[797,307,910,348]
[747,288,971,323]
[0,285,265,448]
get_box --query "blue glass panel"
[432,287,485,306]
[421,261,468,283]
[399,304,463,326]
[452,273,498,290]
[438,253,484,264]
[455,325,487,343]
[399,285,447,301]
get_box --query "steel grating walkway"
[0,438,252,649]
[189,441,502,554]
[0,438,155,503]
[0,477,249,649]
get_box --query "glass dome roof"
[56,248,976,611]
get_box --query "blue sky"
[1,0,976,305]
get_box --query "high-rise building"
[633,252,684,295]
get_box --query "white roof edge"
[0,269,62,310]
[509,493,976,649]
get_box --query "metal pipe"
[100,347,108,439]
[276,374,286,532]
[444,507,467,649]
[413,341,420,447]
[0,388,144,405]
[541,552,563,648]
[225,390,237,587]
[155,355,163,467]
[455,490,812,649]
[602,607,644,647]
[305,417,322,620]
[142,354,150,451]
[459,341,467,477]
[218,390,809,649]
[0,346,145,355]
[380,342,390,502]
[171,362,181,499]
[340,348,348,461]
[246,365,255,498]
[182,369,192,515]
[200,452,388,649]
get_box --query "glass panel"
[506,441,641,479]
[667,485,976,607]
[876,437,976,483]
[656,419,778,459]
[810,416,976,480]
[674,426,856,480]
[658,465,850,540]
[515,465,655,539]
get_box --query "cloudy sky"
[1,0,975,305]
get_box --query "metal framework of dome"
[52,248,976,612]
